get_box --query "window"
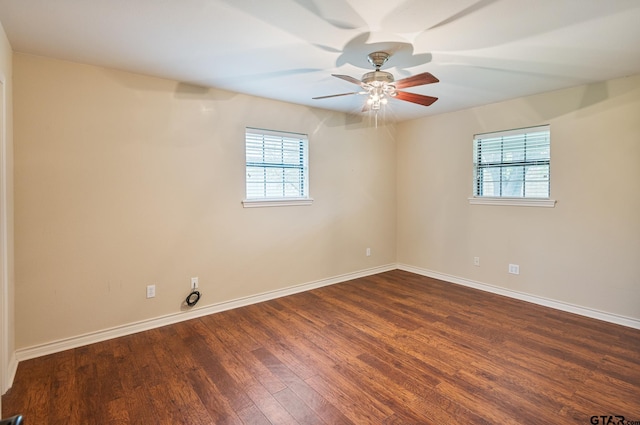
[471,125,555,207]
[243,127,311,207]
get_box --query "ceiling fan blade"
[332,74,364,86]
[395,91,439,107]
[313,92,361,100]
[394,72,439,89]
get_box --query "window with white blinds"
[473,125,550,199]
[244,128,309,203]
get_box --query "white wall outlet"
[474,257,480,266]
[366,248,371,257]
[191,277,199,289]
[146,284,156,298]
[508,264,520,275]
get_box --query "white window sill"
[468,197,556,207]
[242,198,314,208]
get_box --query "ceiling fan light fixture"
[313,50,439,127]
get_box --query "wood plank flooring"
[3,270,640,424]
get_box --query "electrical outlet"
[508,264,520,275]
[474,257,480,266]
[366,248,371,257]
[146,284,156,298]
[191,277,199,289]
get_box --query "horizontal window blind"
[245,128,309,199]
[473,125,550,198]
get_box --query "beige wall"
[13,54,397,349]
[397,74,640,320]
[12,52,640,351]
[0,20,14,400]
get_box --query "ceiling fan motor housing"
[362,70,395,85]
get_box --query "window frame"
[469,125,556,207]
[242,127,313,208]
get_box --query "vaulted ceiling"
[1,0,640,121]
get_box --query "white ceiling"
[1,0,640,121]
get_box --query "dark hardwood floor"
[3,270,640,424]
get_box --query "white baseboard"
[15,263,397,363]
[6,351,16,390]
[397,263,640,330]
[12,262,640,379]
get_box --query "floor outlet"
[146,284,156,298]
[191,277,199,289]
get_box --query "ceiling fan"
[313,51,439,114]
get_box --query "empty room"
[0,1,639,424]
